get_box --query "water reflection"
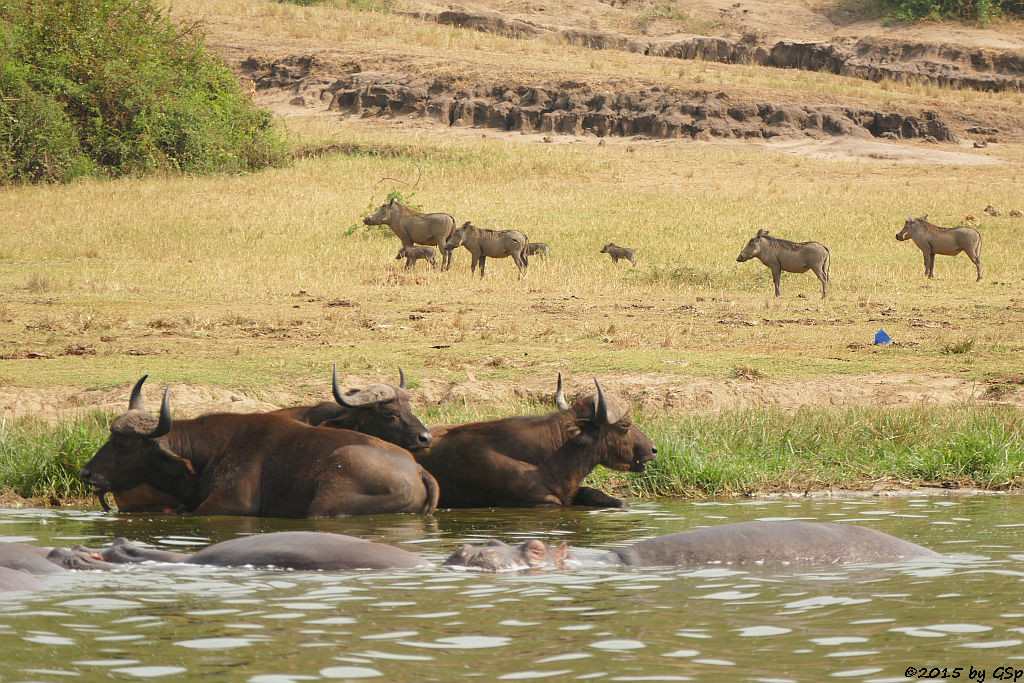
[1,495,1024,680]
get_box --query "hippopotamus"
[85,531,430,571]
[0,541,119,591]
[443,521,937,570]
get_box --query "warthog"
[736,230,830,298]
[364,199,456,270]
[395,246,438,270]
[896,215,982,281]
[526,242,549,259]
[600,243,636,264]
[444,221,529,278]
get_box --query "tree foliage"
[0,0,289,184]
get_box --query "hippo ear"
[155,444,195,477]
[552,541,570,567]
[523,539,548,566]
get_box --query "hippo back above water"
[443,521,937,570]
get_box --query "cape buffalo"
[273,366,432,452]
[736,229,830,298]
[444,521,938,571]
[364,199,456,271]
[107,367,433,513]
[83,531,430,570]
[415,378,657,508]
[81,376,439,518]
[896,215,982,281]
[444,221,529,278]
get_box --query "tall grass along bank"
[3,405,1021,504]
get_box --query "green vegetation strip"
[3,405,1022,503]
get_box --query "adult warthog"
[896,215,982,281]
[736,229,830,298]
[364,199,456,270]
[444,221,529,278]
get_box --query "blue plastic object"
[874,329,891,345]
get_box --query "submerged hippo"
[85,531,430,571]
[0,541,119,591]
[443,521,937,570]
[896,215,982,281]
[736,230,830,298]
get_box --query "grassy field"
[1,125,1022,391]
[1,0,1023,501]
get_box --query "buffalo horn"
[594,378,609,425]
[331,364,345,405]
[399,367,407,391]
[555,373,569,410]
[128,375,149,411]
[148,387,173,438]
[333,365,396,407]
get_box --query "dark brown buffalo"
[108,367,432,513]
[273,366,432,452]
[83,531,430,570]
[415,378,657,508]
[444,521,938,571]
[80,377,439,518]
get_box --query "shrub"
[0,0,289,184]
[871,0,1023,22]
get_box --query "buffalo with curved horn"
[81,376,439,518]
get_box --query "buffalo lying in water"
[82,531,429,571]
[415,378,657,508]
[443,521,938,570]
[81,376,439,518]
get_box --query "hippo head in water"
[443,539,572,571]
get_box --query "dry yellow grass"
[2,0,1023,403]
[2,121,1022,395]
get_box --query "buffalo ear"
[523,539,548,566]
[155,444,195,477]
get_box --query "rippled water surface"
[3,495,1024,682]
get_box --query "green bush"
[0,0,289,184]
[872,0,1023,22]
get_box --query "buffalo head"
[570,379,657,474]
[79,376,194,497]
[324,365,432,451]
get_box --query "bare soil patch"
[2,371,1019,424]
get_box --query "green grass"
[0,412,111,500]
[4,404,1020,503]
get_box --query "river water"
[2,495,1023,682]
